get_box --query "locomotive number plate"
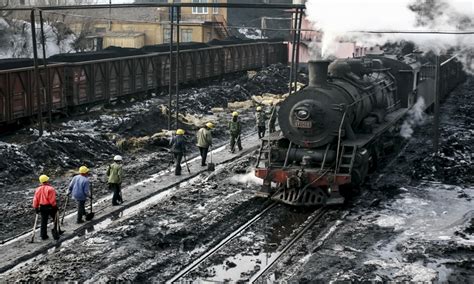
[294,120,312,128]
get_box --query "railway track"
[0,131,262,276]
[167,204,330,283]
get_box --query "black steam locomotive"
[255,55,465,206]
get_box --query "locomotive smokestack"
[308,60,330,87]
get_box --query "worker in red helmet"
[32,175,58,240]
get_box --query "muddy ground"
[0,72,471,282]
[0,63,294,242]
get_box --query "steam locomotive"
[254,54,465,206]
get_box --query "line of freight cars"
[0,39,287,127]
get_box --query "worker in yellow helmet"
[33,175,58,240]
[67,166,90,224]
[196,122,213,166]
[228,111,242,153]
[255,106,267,139]
[170,129,186,175]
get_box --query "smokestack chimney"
[308,60,330,87]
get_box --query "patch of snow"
[375,215,406,230]
[394,263,438,282]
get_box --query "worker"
[229,111,242,153]
[32,175,58,240]
[170,129,186,175]
[268,104,278,133]
[107,155,123,206]
[68,166,90,224]
[255,106,267,139]
[196,122,213,166]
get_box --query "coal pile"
[180,63,291,114]
[0,131,118,186]
[411,78,473,184]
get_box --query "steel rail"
[166,202,278,284]
[250,207,329,283]
[2,3,306,11]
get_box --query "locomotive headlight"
[295,107,310,120]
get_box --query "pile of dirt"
[411,78,473,184]
[180,63,292,114]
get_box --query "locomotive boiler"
[255,56,422,206]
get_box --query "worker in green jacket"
[107,155,123,206]
[196,122,214,166]
[255,106,267,139]
[229,111,242,153]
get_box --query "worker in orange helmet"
[32,175,58,240]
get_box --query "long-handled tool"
[183,152,191,174]
[61,194,69,225]
[51,210,60,240]
[207,146,215,171]
[85,184,95,221]
[30,213,39,243]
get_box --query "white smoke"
[229,171,263,186]
[305,0,474,72]
[400,97,427,138]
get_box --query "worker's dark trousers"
[174,152,183,175]
[109,183,122,205]
[39,205,57,239]
[230,134,242,152]
[77,200,86,222]
[257,126,266,139]
[199,147,209,166]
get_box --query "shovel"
[85,184,95,221]
[207,147,215,171]
[51,210,61,240]
[30,213,39,243]
[61,194,69,225]
[183,152,191,174]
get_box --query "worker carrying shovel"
[170,129,187,176]
[229,111,243,153]
[68,166,91,224]
[32,175,58,240]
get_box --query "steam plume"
[400,97,427,138]
[305,0,474,72]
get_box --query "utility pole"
[31,9,43,137]
[39,10,52,132]
[433,55,440,154]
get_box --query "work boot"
[77,219,84,224]
[41,235,49,240]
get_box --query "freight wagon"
[0,39,287,127]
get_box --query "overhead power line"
[352,30,474,35]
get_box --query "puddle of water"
[202,252,278,282]
[365,183,473,281]
[185,209,313,282]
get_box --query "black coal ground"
[0,156,273,282]
[266,77,473,282]
[0,63,292,242]
[0,72,471,282]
